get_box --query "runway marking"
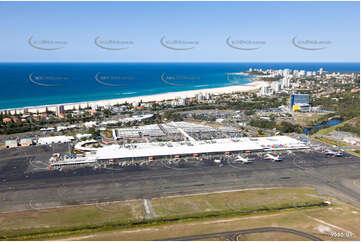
[28,200,49,213]
[143,199,157,219]
[28,158,49,170]
[292,157,307,170]
[153,186,312,200]
[143,199,151,215]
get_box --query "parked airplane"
[264,153,282,161]
[325,150,344,157]
[235,155,253,164]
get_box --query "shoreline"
[2,80,268,114]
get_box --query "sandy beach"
[5,80,268,114]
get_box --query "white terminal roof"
[96,136,308,160]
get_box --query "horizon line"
[0,61,360,64]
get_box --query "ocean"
[0,62,359,110]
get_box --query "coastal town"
[0,67,359,161]
[1,65,360,241]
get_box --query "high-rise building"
[56,105,65,117]
[306,71,313,77]
[260,86,272,96]
[271,81,281,92]
[91,104,98,110]
[283,69,291,77]
[281,77,290,88]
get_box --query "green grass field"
[294,113,331,127]
[347,149,360,157]
[0,200,144,240]
[151,188,325,217]
[0,187,329,240]
[58,199,360,241]
[311,136,351,147]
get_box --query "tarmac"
[0,145,359,213]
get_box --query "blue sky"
[0,1,359,62]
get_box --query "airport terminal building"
[96,136,308,162]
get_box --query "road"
[162,227,323,241]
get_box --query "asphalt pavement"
[0,147,359,213]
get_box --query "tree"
[245,110,255,116]
[88,127,98,139]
